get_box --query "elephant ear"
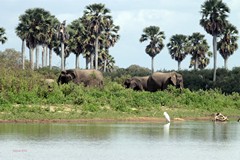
[65,69,76,80]
[133,79,144,91]
[60,70,67,76]
[124,78,131,88]
[170,73,177,86]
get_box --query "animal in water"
[163,112,170,123]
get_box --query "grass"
[0,66,240,122]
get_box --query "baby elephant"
[57,69,104,88]
[124,76,149,91]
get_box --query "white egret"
[163,112,170,123]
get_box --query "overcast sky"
[1,0,240,70]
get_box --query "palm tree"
[0,27,7,44]
[187,32,211,70]
[46,17,60,69]
[83,3,112,70]
[140,26,165,73]
[217,23,238,69]
[36,13,57,68]
[99,50,115,72]
[68,18,85,69]
[167,34,188,70]
[16,8,56,70]
[53,40,70,68]
[101,20,120,72]
[200,0,230,81]
[16,16,28,70]
[57,20,69,71]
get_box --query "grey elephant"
[147,72,183,92]
[124,76,149,91]
[57,69,104,87]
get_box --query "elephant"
[147,72,183,92]
[44,79,55,85]
[124,76,149,91]
[40,78,55,92]
[57,69,104,87]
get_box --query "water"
[0,121,239,160]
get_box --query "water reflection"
[163,123,170,139]
[0,122,240,160]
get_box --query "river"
[0,121,239,160]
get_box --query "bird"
[163,112,170,123]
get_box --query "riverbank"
[0,117,212,123]
[1,104,238,123]
[1,76,240,123]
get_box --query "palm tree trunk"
[104,59,107,72]
[76,54,80,69]
[36,45,39,69]
[90,53,94,69]
[86,56,89,69]
[151,57,154,73]
[64,57,66,69]
[49,48,52,69]
[224,57,228,70]
[30,48,35,70]
[61,42,64,71]
[178,61,181,71]
[45,46,48,67]
[95,37,99,70]
[42,45,45,67]
[213,35,217,82]
[194,55,199,70]
[22,39,25,70]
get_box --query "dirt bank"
[0,116,213,123]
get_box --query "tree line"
[13,3,120,72]
[139,0,238,82]
[0,0,239,83]
[0,49,240,94]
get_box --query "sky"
[1,0,240,71]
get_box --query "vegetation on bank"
[1,49,240,121]
[0,54,240,121]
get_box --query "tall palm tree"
[140,26,165,73]
[200,0,230,81]
[83,3,112,70]
[16,8,56,70]
[57,20,69,71]
[98,50,115,72]
[53,40,70,68]
[0,27,7,44]
[217,23,238,69]
[167,34,188,71]
[101,20,120,72]
[46,17,60,69]
[16,16,28,69]
[68,18,85,69]
[187,32,211,70]
[36,13,56,68]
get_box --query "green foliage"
[180,67,240,94]
[1,51,240,120]
[36,67,60,79]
